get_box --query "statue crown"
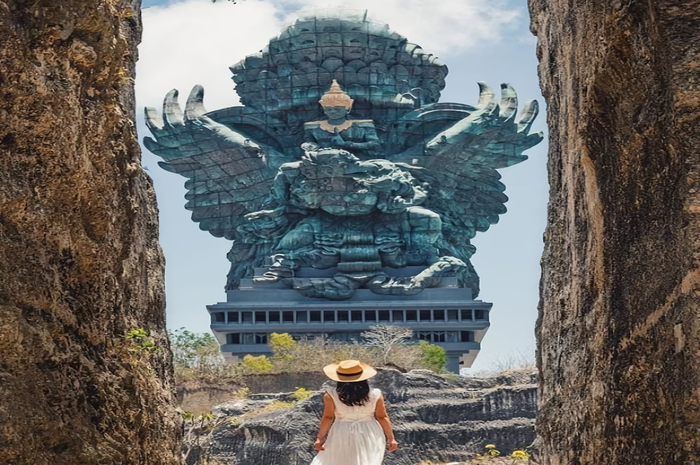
[319,80,354,109]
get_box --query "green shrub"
[293,387,314,402]
[240,354,273,373]
[270,332,296,361]
[419,340,447,373]
[236,387,251,399]
[268,400,295,409]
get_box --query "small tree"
[239,354,273,373]
[419,340,447,373]
[361,325,413,365]
[169,327,218,369]
[269,332,296,361]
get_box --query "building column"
[445,352,461,374]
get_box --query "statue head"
[319,80,353,120]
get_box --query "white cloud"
[136,0,522,116]
[279,0,521,55]
[138,0,286,115]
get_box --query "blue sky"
[136,0,547,372]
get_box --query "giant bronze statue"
[144,9,543,301]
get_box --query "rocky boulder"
[207,369,537,464]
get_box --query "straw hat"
[323,360,377,382]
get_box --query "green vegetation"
[170,325,455,386]
[269,332,295,361]
[293,387,314,402]
[472,444,532,463]
[169,327,239,384]
[181,411,227,464]
[125,328,149,340]
[268,400,295,409]
[124,328,158,352]
[236,387,251,399]
[418,340,448,373]
[239,354,273,373]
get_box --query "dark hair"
[336,380,370,407]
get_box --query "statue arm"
[345,123,381,151]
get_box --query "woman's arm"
[375,393,399,452]
[314,392,336,452]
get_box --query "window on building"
[242,312,253,324]
[347,332,361,342]
[324,311,335,323]
[461,331,472,342]
[255,333,268,344]
[378,310,390,322]
[365,310,376,322]
[406,310,417,322]
[269,311,280,322]
[392,310,404,322]
[433,331,446,342]
[461,309,472,321]
[338,310,349,322]
[351,310,363,322]
[212,312,225,323]
[242,333,254,344]
[447,331,460,342]
[475,310,486,320]
[419,310,431,322]
[434,310,445,321]
[291,334,302,341]
[310,311,321,322]
[255,311,266,323]
[283,311,294,323]
[296,311,308,323]
[228,333,240,344]
[448,310,458,321]
[418,331,432,341]
[227,312,239,324]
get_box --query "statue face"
[323,106,349,121]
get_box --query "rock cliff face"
[209,369,537,464]
[0,0,181,463]
[529,0,700,463]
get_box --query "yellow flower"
[485,444,496,449]
[512,450,529,458]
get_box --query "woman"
[311,360,399,465]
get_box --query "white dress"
[310,387,386,465]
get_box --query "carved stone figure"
[303,80,381,159]
[144,9,543,300]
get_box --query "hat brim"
[323,362,377,382]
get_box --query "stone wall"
[0,0,181,463]
[529,0,700,463]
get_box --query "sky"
[135,0,548,373]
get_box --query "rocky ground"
[196,368,537,465]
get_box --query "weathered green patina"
[144,9,543,300]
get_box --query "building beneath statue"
[208,265,491,373]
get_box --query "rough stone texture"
[529,0,700,463]
[209,369,537,464]
[0,0,181,463]
[177,372,331,414]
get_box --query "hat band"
[337,370,363,378]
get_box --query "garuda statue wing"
[389,83,543,285]
[144,86,285,240]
